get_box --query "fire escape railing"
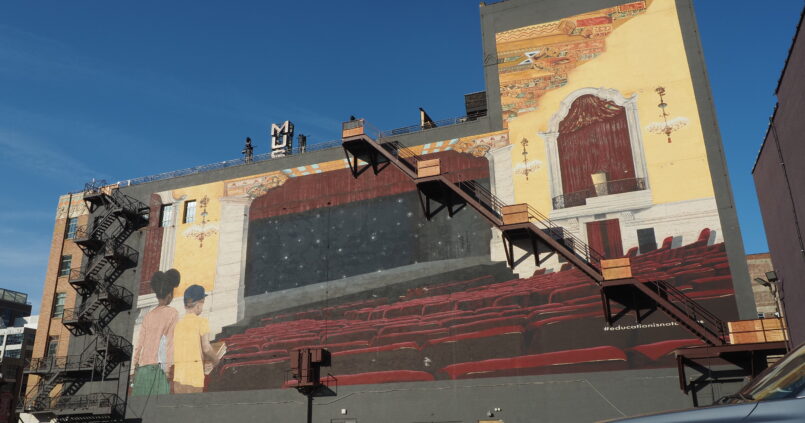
[643,280,728,343]
[525,205,604,271]
[22,182,145,419]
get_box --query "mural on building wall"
[130,0,739,395]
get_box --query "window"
[0,335,5,346]
[58,255,72,277]
[46,336,59,357]
[52,292,67,318]
[4,349,20,359]
[160,204,175,227]
[5,334,23,345]
[184,200,197,224]
[636,228,657,254]
[66,217,78,239]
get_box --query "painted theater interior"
[24,0,781,422]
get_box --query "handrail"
[116,139,343,188]
[378,139,423,171]
[525,205,604,270]
[51,392,125,415]
[377,111,487,138]
[646,280,727,343]
[456,180,505,219]
[83,180,108,195]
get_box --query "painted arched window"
[557,94,636,207]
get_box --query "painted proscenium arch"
[540,87,650,203]
[243,150,493,296]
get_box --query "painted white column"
[485,144,514,264]
[206,196,251,337]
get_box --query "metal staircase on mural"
[20,180,147,422]
[340,118,729,348]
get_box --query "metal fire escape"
[20,181,147,422]
[341,118,787,391]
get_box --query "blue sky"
[1,1,802,313]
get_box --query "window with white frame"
[184,200,197,224]
[66,217,78,239]
[160,204,174,227]
[58,255,72,277]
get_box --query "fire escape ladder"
[25,183,139,420]
[110,189,150,227]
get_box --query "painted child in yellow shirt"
[173,284,220,394]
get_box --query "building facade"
[752,7,805,347]
[745,253,778,318]
[25,0,761,422]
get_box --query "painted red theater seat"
[446,316,525,336]
[547,283,598,304]
[330,342,422,375]
[322,328,377,345]
[378,322,442,337]
[438,346,628,379]
[374,328,449,346]
[383,303,426,319]
[422,300,456,315]
[422,325,527,369]
[492,291,540,307]
[437,312,501,328]
[629,339,704,362]
[526,303,599,322]
[296,340,371,353]
[262,336,321,352]
[221,348,287,362]
[689,275,732,290]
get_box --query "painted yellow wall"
[500,0,715,212]
[169,181,225,295]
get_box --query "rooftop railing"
[100,110,485,190]
[0,288,28,305]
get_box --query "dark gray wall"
[128,367,745,423]
[753,11,805,346]
[245,190,491,296]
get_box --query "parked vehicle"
[601,343,805,422]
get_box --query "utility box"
[416,159,441,177]
[501,204,529,225]
[290,348,331,388]
[601,258,633,280]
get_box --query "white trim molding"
[539,87,650,217]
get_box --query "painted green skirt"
[132,364,170,396]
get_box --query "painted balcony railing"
[552,177,647,209]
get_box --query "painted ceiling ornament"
[520,138,530,180]
[515,160,542,178]
[245,173,290,199]
[470,144,491,157]
[183,195,217,248]
[451,132,510,157]
[648,86,688,143]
